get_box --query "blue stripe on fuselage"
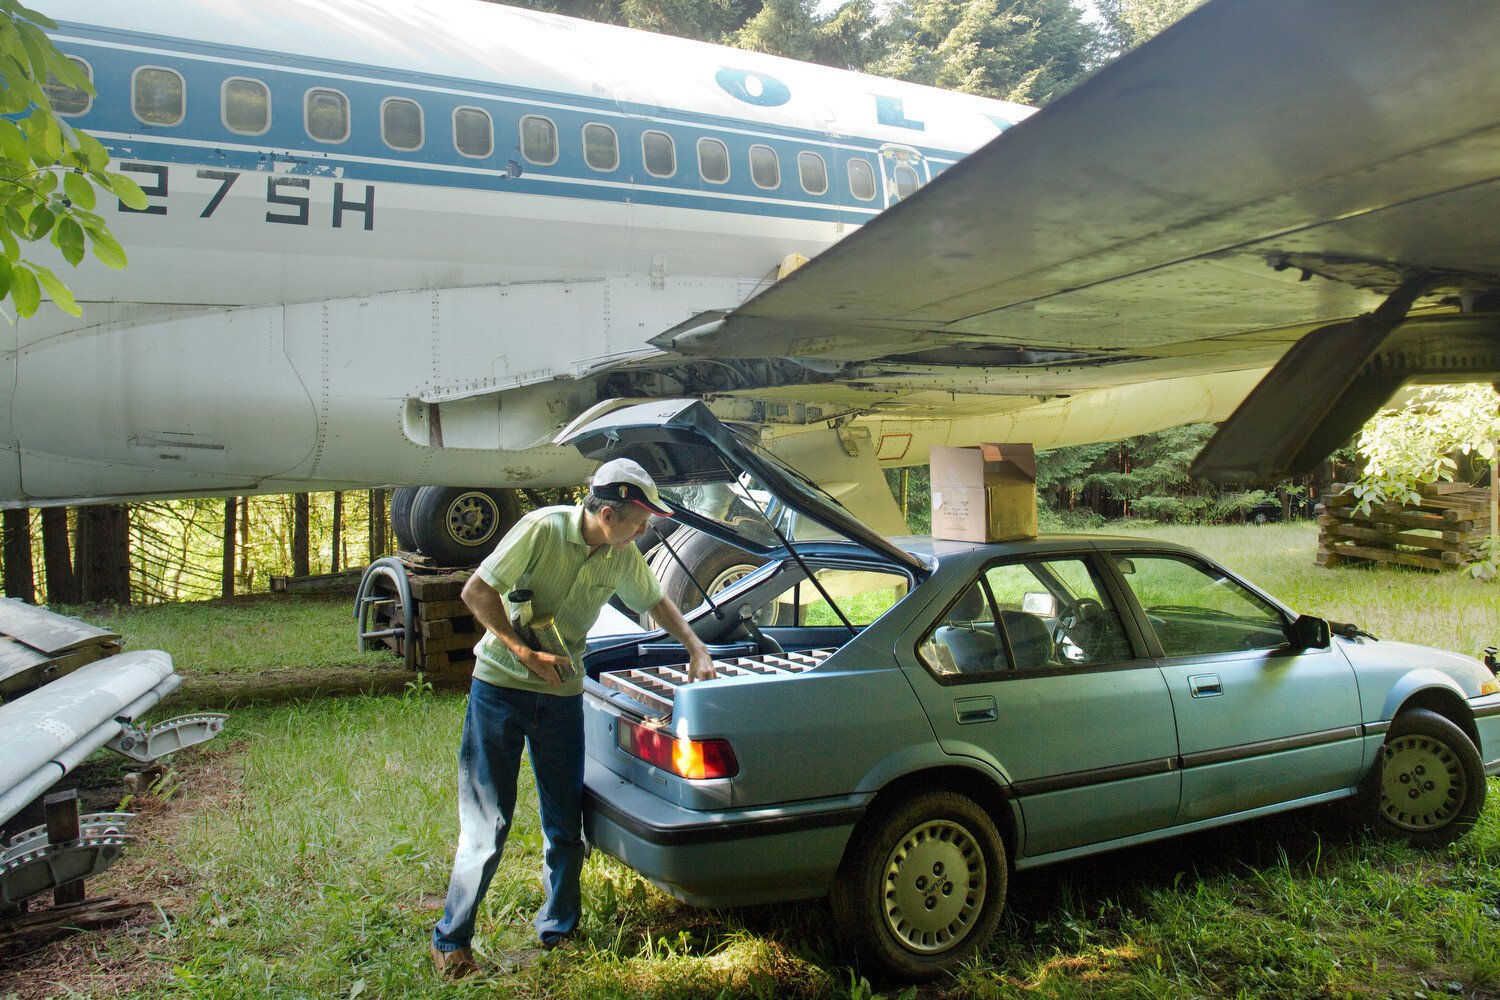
[52,21,966,225]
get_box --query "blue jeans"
[432,679,585,950]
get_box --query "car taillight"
[617,718,739,779]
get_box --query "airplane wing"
[649,0,1500,481]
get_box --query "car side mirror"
[1287,615,1331,651]
[1115,558,1135,575]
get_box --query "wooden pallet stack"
[1317,483,1496,571]
[0,600,123,701]
[368,564,482,673]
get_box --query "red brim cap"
[630,497,673,517]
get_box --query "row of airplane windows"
[46,57,923,202]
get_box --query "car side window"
[1118,554,1286,657]
[918,580,1006,678]
[984,557,1134,668]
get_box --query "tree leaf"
[88,226,128,269]
[105,172,149,211]
[74,131,109,172]
[0,225,17,263]
[0,260,11,301]
[10,264,39,317]
[25,203,52,240]
[29,261,79,316]
[0,117,25,162]
[62,170,94,210]
[54,214,83,265]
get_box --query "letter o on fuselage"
[715,68,791,107]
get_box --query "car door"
[1104,552,1363,824]
[903,553,1180,859]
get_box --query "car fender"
[852,744,1025,848]
[1379,668,1474,726]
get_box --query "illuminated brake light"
[617,718,738,779]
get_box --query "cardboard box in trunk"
[930,444,1038,542]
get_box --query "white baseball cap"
[590,458,673,516]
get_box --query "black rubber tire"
[1367,708,1486,847]
[830,790,1007,981]
[409,486,520,566]
[389,486,419,553]
[658,528,766,616]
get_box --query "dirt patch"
[175,663,473,711]
[0,741,247,999]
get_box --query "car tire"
[389,486,419,553]
[409,486,519,566]
[830,790,1007,981]
[1367,708,1487,847]
[657,528,767,616]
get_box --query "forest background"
[4,0,1489,605]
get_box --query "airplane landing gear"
[389,486,520,566]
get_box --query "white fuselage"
[0,0,1037,506]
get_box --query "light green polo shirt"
[472,505,663,696]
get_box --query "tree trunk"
[222,497,238,599]
[74,504,130,604]
[2,508,35,603]
[238,497,251,592]
[330,491,343,573]
[292,493,310,576]
[369,489,387,560]
[40,508,78,604]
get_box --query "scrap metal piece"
[0,835,131,907]
[4,813,133,863]
[107,714,226,764]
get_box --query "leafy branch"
[0,0,146,319]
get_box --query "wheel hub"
[1379,734,1464,830]
[881,819,985,954]
[445,492,499,546]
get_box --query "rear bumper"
[583,757,868,907]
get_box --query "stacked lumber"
[0,599,123,701]
[367,569,482,673]
[1317,483,1495,571]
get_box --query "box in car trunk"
[600,648,836,718]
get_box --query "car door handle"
[955,696,997,724]
[1188,673,1223,698]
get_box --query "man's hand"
[650,597,717,682]
[687,645,717,682]
[521,648,573,686]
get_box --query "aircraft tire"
[390,487,420,553]
[409,486,520,566]
[656,528,766,616]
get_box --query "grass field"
[4,522,1498,1000]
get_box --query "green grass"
[14,523,1498,999]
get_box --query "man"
[430,458,716,978]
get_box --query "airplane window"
[583,122,619,171]
[306,88,350,143]
[698,138,729,184]
[453,107,493,158]
[847,159,876,201]
[223,78,270,135]
[642,130,675,178]
[520,115,558,165]
[798,151,827,196]
[749,144,779,190]
[894,164,920,200]
[133,67,184,127]
[382,98,424,151]
[44,56,91,117]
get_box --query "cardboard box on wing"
[929,443,1038,543]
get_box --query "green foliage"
[1092,0,1205,56]
[0,0,145,319]
[1036,423,1281,525]
[868,0,1098,102]
[1347,384,1500,515]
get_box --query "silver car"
[560,400,1500,979]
